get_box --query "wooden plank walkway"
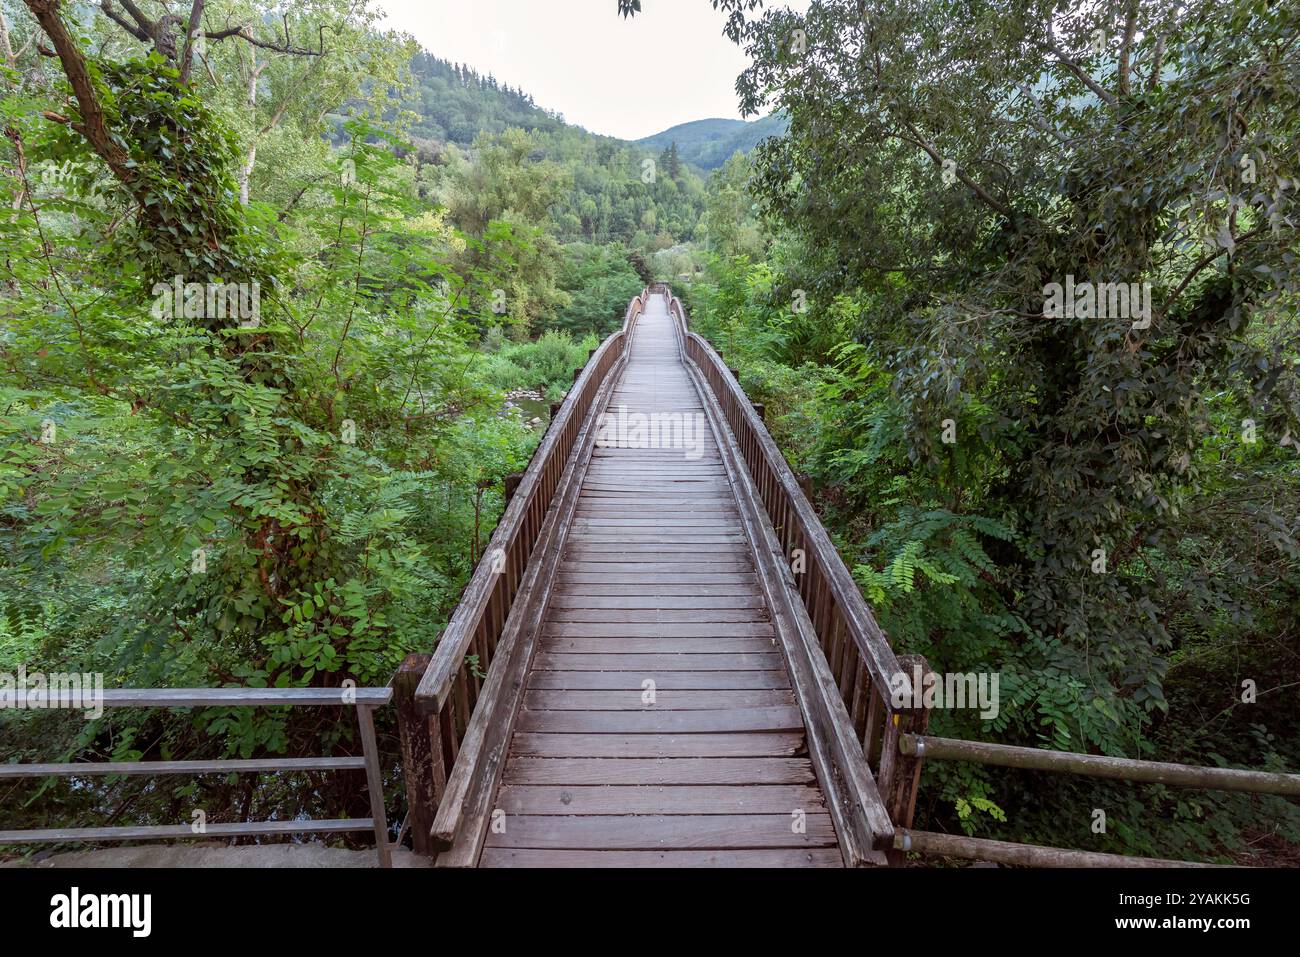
[480,294,843,867]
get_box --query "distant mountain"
[406,52,786,173]
[634,114,788,170]
[402,52,708,248]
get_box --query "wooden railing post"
[354,702,393,868]
[883,653,932,864]
[395,652,442,858]
[502,472,524,506]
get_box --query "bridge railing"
[0,687,395,866]
[410,292,646,849]
[663,287,1299,867]
[664,287,921,860]
[886,726,1300,867]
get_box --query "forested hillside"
[408,52,570,144]
[407,51,707,245]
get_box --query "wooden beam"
[678,312,890,866]
[415,325,632,715]
[902,734,1300,796]
[354,704,392,868]
[429,326,634,866]
[394,652,438,857]
[891,829,1226,868]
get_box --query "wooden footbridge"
[399,286,1299,868]
[6,288,1295,867]
[404,286,917,868]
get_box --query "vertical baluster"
[453,667,470,755]
[440,697,458,766]
[827,602,848,693]
[849,656,870,739]
[864,690,884,770]
[355,703,392,868]
[884,655,933,864]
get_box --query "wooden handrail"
[890,829,1228,868]
[901,734,1300,796]
[416,297,643,713]
[409,294,645,849]
[96,687,392,707]
[660,288,901,864]
[662,289,909,790]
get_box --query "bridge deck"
[479,295,843,867]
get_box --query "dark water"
[515,395,550,422]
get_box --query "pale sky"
[377,0,810,140]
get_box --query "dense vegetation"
[679,0,1300,862]
[1,0,1295,867]
[0,0,648,841]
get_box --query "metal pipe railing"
[0,686,395,866]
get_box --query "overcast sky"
[377,0,810,140]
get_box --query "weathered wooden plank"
[553,583,759,597]
[556,573,759,584]
[547,608,766,623]
[565,536,748,546]
[578,484,730,493]
[478,847,843,867]
[522,689,795,711]
[559,562,755,575]
[543,622,772,638]
[532,652,785,672]
[482,814,838,849]
[574,502,736,511]
[540,637,776,655]
[548,595,764,609]
[526,670,791,690]
[563,549,750,563]
[495,784,824,815]
[508,732,805,758]
[500,757,816,785]
[569,520,744,529]
[515,706,805,734]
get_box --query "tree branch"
[1166,224,1268,306]
[1044,33,1119,106]
[113,0,155,35]
[24,0,133,184]
[1117,0,1139,97]
[178,0,205,84]
[896,122,1013,219]
[99,1,149,41]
